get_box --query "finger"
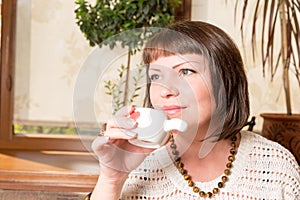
[105,128,137,140]
[94,140,149,173]
[115,105,135,117]
[91,135,110,152]
[129,110,140,121]
[107,116,137,130]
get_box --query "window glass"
[13,0,190,136]
[14,0,92,135]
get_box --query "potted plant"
[74,0,180,113]
[235,0,300,163]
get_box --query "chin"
[165,111,183,119]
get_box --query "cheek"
[190,79,215,111]
[149,84,159,104]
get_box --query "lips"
[162,105,186,116]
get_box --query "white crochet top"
[121,131,300,199]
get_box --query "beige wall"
[14,0,300,131]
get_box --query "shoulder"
[239,130,300,176]
[241,130,291,153]
[238,131,300,196]
[240,130,298,163]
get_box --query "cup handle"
[163,118,187,132]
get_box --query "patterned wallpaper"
[14,0,93,124]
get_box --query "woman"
[88,21,300,199]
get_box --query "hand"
[92,106,154,181]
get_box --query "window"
[0,0,191,151]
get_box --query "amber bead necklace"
[169,133,237,198]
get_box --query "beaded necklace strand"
[169,133,237,198]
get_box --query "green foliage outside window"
[14,124,77,135]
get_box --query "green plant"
[75,0,180,111]
[235,0,300,115]
[75,0,180,48]
[14,124,78,135]
[104,63,145,113]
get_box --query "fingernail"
[130,111,140,120]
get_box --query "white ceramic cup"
[127,107,187,148]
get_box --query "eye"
[179,68,196,76]
[149,74,160,81]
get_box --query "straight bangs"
[142,29,203,64]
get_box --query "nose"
[160,84,179,98]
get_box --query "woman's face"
[148,54,215,129]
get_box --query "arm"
[90,173,127,200]
[90,106,154,200]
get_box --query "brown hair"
[142,21,249,140]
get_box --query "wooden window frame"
[0,0,191,151]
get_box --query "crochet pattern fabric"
[121,131,300,199]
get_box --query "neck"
[168,132,240,182]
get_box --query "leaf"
[233,0,300,114]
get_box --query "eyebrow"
[149,61,195,71]
[172,61,193,69]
